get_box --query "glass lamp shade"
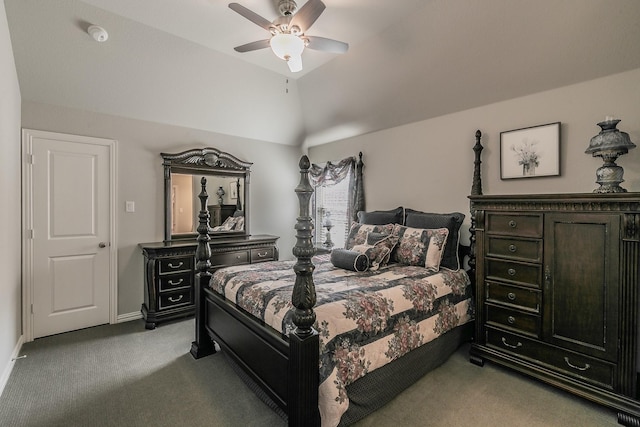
[286,55,303,72]
[586,119,636,156]
[270,33,305,72]
[586,119,636,193]
[322,211,332,227]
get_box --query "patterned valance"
[310,153,365,222]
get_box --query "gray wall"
[309,68,640,245]
[0,0,22,390]
[21,102,302,317]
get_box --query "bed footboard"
[190,177,215,359]
[191,158,320,427]
[289,155,320,426]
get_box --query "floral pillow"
[345,222,394,250]
[211,215,241,232]
[351,231,398,270]
[392,225,449,272]
[234,216,245,231]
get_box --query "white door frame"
[22,129,118,342]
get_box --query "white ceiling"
[5,0,640,147]
[79,0,421,77]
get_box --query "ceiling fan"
[229,0,349,72]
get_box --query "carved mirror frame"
[162,147,251,242]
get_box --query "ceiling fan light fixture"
[230,1,347,73]
[270,33,305,70]
[287,55,303,72]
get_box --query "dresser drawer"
[159,272,192,292]
[486,258,541,288]
[486,328,615,389]
[158,256,193,274]
[211,250,250,268]
[251,246,275,263]
[158,289,193,310]
[486,304,540,337]
[486,281,540,313]
[486,213,543,238]
[487,236,542,263]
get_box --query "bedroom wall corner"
[0,0,24,397]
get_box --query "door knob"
[98,242,108,248]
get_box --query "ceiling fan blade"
[234,39,271,53]
[305,36,348,54]
[290,0,325,32]
[228,3,273,31]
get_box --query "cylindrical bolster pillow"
[330,248,369,272]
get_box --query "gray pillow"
[357,207,404,225]
[330,248,369,272]
[404,210,465,270]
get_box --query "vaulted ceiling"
[5,0,640,147]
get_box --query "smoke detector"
[87,25,108,42]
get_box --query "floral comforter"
[209,254,473,427]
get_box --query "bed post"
[288,155,320,427]
[190,177,216,359]
[468,130,483,283]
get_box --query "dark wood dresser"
[469,193,640,425]
[140,234,279,329]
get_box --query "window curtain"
[309,153,365,223]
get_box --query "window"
[309,154,364,250]
[314,177,351,248]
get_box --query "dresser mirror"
[162,148,251,241]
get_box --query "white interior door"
[23,129,116,339]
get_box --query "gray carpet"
[0,318,620,426]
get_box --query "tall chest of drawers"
[140,234,279,330]
[469,194,640,425]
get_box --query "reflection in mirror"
[170,174,245,234]
[171,173,194,234]
[162,147,251,241]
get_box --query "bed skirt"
[224,321,473,426]
[339,321,473,425]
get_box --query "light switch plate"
[125,201,135,213]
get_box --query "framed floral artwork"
[500,122,561,179]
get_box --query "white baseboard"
[117,311,143,323]
[0,334,24,398]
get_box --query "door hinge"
[27,229,34,239]
[30,304,33,314]
[26,154,34,165]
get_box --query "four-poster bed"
[190,132,483,426]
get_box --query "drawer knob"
[236,255,242,259]
[168,261,184,269]
[501,337,522,349]
[508,220,517,228]
[564,357,590,371]
[508,268,516,276]
[168,279,184,286]
[507,316,516,324]
[168,295,183,303]
[509,244,517,252]
[507,292,516,301]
